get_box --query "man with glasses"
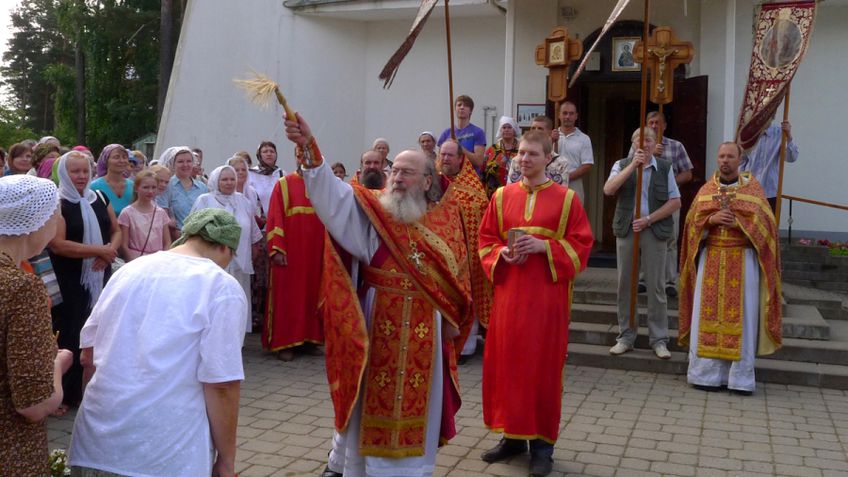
[284,113,472,477]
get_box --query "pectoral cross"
[712,186,736,210]
[408,240,425,271]
[633,27,695,105]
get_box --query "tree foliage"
[1,0,179,153]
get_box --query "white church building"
[156,0,848,244]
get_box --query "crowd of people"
[0,92,794,477]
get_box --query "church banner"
[735,1,816,151]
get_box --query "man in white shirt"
[69,209,247,477]
[552,101,595,203]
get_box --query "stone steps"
[566,268,848,389]
[569,302,830,340]
[568,322,848,365]
[566,343,848,389]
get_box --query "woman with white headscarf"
[482,116,521,198]
[48,151,121,407]
[191,165,262,333]
[155,146,208,234]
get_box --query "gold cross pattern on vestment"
[379,320,396,336]
[375,371,391,388]
[414,322,430,339]
[712,186,737,210]
[633,27,695,105]
[410,373,425,389]
[408,240,425,271]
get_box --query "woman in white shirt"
[191,165,262,332]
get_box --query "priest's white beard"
[380,188,427,224]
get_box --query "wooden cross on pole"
[535,27,582,112]
[633,26,695,105]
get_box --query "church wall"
[357,14,506,170]
[156,0,369,173]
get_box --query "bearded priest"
[283,113,471,477]
[678,141,781,396]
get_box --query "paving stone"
[650,461,696,476]
[39,334,848,476]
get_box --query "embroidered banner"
[735,1,816,150]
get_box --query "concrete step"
[781,282,848,321]
[565,342,848,390]
[568,322,848,365]
[570,303,830,340]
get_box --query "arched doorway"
[556,20,707,260]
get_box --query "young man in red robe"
[478,131,594,476]
[262,168,325,361]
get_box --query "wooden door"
[669,75,708,238]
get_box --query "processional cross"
[633,27,694,105]
[535,27,582,106]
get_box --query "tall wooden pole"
[774,85,791,228]
[444,0,457,140]
[657,103,664,144]
[554,100,561,153]
[629,0,652,330]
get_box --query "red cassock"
[478,181,593,443]
[262,173,325,351]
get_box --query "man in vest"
[603,128,681,359]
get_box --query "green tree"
[2,0,176,153]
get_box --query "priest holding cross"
[678,142,782,395]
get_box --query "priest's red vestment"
[478,181,593,443]
[262,173,325,351]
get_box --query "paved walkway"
[48,334,848,476]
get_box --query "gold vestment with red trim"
[678,173,782,358]
[442,156,494,345]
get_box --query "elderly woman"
[372,137,392,174]
[0,175,74,476]
[418,131,437,162]
[32,143,61,179]
[228,155,261,219]
[4,143,33,176]
[482,116,521,198]
[191,165,262,333]
[91,144,134,216]
[156,146,208,233]
[48,151,121,407]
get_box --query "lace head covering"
[0,175,59,236]
[57,151,106,305]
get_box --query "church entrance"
[557,21,707,261]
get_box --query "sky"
[0,1,14,62]
[0,1,16,102]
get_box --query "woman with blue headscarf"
[48,151,121,407]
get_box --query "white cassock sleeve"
[301,161,381,263]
